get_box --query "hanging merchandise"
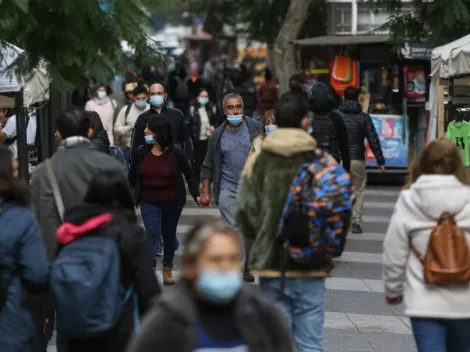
[329,56,359,97]
[446,113,470,167]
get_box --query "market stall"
[429,34,470,140]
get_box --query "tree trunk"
[273,0,312,94]
[267,44,277,81]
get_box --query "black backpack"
[311,114,340,159]
[175,77,190,101]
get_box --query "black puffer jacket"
[338,100,385,165]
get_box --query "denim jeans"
[411,317,470,352]
[259,278,326,352]
[140,200,182,268]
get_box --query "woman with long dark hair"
[0,145,49,352]
[129,114,200,285]
[189,88,217,184]
[55,170,160,352]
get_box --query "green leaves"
[0,0,167,91]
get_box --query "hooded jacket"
[57,204,160,352]
[338,100,385,165]
[124,283,293,352]
[383,175,470,318]
[237,128,337,277]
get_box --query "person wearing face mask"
[199,93,262,283]
[189,88,217,185]
[249,109,277,157]
[85,84,117,145]
[128,114,200,284]
[130,82,193,161]
[114,85,150,172]
[125,219,294,352]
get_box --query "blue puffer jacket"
[0,202,49,352]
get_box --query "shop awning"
[293,34,390,47]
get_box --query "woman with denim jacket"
[129,114,200,285]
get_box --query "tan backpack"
[410,212,470,285]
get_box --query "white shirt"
[2,112,38,159]
[114,103,150,147]
[198,107,210,141]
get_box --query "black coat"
[128,144,199,208]
[60,204,161,352]
[131,106,194,160]
[188,104,217,143]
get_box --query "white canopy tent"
[428,34,470,140]
[0,43,49,106]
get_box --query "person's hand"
[198,193,212,207]
[379,165,385,173]
[386,296,403,305]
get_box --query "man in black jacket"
[130,82,193,160]
[308,82,351,172]
[338,86,385,234]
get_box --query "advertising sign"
[365,114,409,168]
[405,66,426,103]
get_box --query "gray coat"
[125,283,294,352]
[200,116,262,205]
[30,139,131,262]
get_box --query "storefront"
[294,35,430,172]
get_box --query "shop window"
[356,3,415,34]
[328,3,353,34]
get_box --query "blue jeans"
[140,200,181,268]
[259,278,325,352]
[109,146,130,175]
[411,317,470,352]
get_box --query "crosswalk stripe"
[364,189,400,197]
[334,251,382,264]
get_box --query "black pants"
[192,139,209,185]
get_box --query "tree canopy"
[369,0,470,46]
[0,0,170,90]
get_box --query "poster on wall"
[365,114,409,168]
[329,56,359,97]
[405,66,426,103]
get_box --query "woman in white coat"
[383,139,470,352]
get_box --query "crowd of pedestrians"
[2,59,470,352]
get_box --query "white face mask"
[97,91,107,99]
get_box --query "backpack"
[278,150,353,275]
[46,160,139,338]
[175,76,190,101]
[0,204,15,311]
[310,114,340,159]
[410,212,470,285]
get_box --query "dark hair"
[94,83,112,96]
[0,146,29,207]
[265,67,273,81]
[344,86,360,101]
[289,74,303,91]
[56,106,90,139]
[309,82,334,114]
[150,81,167,93]
[86,111,104,135]
[84,171,135,212]
[275,92,309,128]
[194,88,210,110]
[147,114,173,149]
[133,85,149,96]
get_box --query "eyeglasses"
[226,104,243,110]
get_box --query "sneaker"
[162,267,176,285]
[352,223,363,234]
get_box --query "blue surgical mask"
[97,91,107,99]
[265,125,277,135]
[197,270,242,303]
[135,100,147,109]
[150,95,164,107]
[198,97,209,105]
[144,135,154,144]
[226,115,243,126]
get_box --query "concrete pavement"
[49,186,416,352]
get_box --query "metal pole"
[15,91,29,182]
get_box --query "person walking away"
[0,146,49,352]
[85,84,117,146]
[383,139,470,352]
[253,68,278,122]
[130,82,193,161]
[87,111,111,155]
[237,92,354,352]
[125,219,294,352]
[52,171,160,352]
[129,115,200,285]
[338,86,385,234]
[230,70,258,119]
[189,88,217,185]
[199,93,263,282]
[30,107,132,348]
[309,82,351,172]
[288,74,309,101]
[169,66,192,118]
[114,85,150,172]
